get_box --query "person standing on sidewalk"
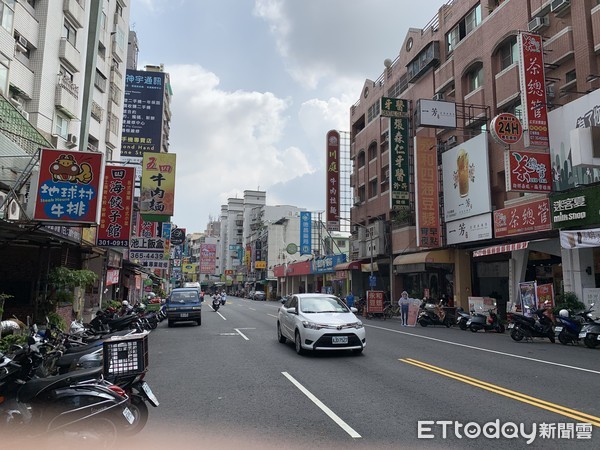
[398,291,410,326]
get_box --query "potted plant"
[46,267,98,319]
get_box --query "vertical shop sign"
[518,32,549,148]
[382,98,410,209]
[140,153,176,221]
[33,149,103,223]
[97,166,135,247]
[326,130,340,231]
[300,211,312,255]
[414,136,441,248]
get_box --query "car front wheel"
[277,322,286,343]
[295,330,305,355]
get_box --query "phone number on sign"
[129,251,166,260]
[97,239,129,247]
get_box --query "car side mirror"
[350,307,358,313]
[284,307,297,314]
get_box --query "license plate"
[579,332,587,339]
[332,336,348,345]
[508,323,514,329]
[180,313,189,317]
[554,326,563,332]
[122,407,135,424]
[141,382,160,407]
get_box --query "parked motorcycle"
[577,303,600,348]
[554,305,595,345]
[455,307,471,330]
[212,297,221,312]
[468,308,505,333]
[508,302,555,343]
[418,301,451,327]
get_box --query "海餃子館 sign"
[33,149,103,223]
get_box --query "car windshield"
[169,291,199,303]
[300,296,348,314]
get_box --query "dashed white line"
[282,372,361,439]
[234,328,249,340]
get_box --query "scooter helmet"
[122,300,129,307]
[559,309,569,318]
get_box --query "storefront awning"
[334,260,363,271]
[472,241,529,257]
[393,249,454,265]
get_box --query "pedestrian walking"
[398,291,410,326]
[345,292,355,308]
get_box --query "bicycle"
[383,304,401,320]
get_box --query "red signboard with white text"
[326,130,340,231]
[414,136,441,248]
[367,290,385,314]
[504,150,552,192]
[493,198,551,238]
[518,32,549,148]
[33,149,103,223]
[97,166,135,247]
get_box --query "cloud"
[167,64,315,225]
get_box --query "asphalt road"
[127,295,600,449]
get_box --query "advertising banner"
[134,212,159,237]
[560,228,600,249]
[519,281,537,316]
[33,149,103,223]
[182,263,197,274]
[415,99,457,128]
[385,98,410,209]
[551,184,600,228]
[536,283,554,308]
[414,136,441,248]
[200,243,216,274]
[300,211,312,255]
[129,236,167,261]
[121,69,165,157]
[140,152,176,221]
[97,166,135,247]
[325,130,340,231]
[106,268,120,286]
[494,199,551,238]
[407,298,422,327]
[518,32,549,148]
[312,254,346,274]
[366,290,385,314]
[442,133,491,222]
[504,150,552,192]
[446,213,493,245]
[468,297,497,315]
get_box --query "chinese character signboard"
[97,166,135,247]
[490,113,523,145]
[300,211,312,255]
[366,290,385,314]
[140,153,176,222]
[326,130,340,231]
[134,212,159,237]
[106,269,119,286]
[121,69,165,157]
[560,228,600,248]
[518,32,549,148]
[415,99,457,128]
[494,199,551,238]
[551,184,600,228]
[129,236,167,266]
[33,149,103,223]
[441,133,491,222]
[414,136,441,248]
[446,213,493,245]
[504,150,552,192]
[536,283,554,309]
[384,98,410,209]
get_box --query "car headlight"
[302,320,325,330]
[352,321,364,329]
[192,306,202,310]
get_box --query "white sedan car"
[277,293,366,355]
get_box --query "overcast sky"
[129,0,443,233]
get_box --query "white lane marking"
[267,313,278,319]
[235,328,249,340]
[282,372,361,439]
[249,307,256,311]
[364,324,600,375]
[217,311,226,320]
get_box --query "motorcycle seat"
[18,367,104,403]
[511,313,535,324]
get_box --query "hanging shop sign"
[97,166,135,247]
[414,136,441,248]
[384,98,410,209]
[366,290,385,314]
[140,152,176,222]
[490,113,523,146]
[300,211,312,255]
[414,99,457,128]
[504,150,552,193]
[493,198,551,238]
[325,130,340,231]
[33,149,103,223]
[560,228,600,249]
[446,213,493,245]
[200,243,216,274]
[550,184,600,228]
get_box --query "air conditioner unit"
[433,92,444,101]
[551,0,570,16]
[447,135,457,146]
[66,133,78,148]
[528,15,549,32]
[7,199,20,221]
[353,196,361,206]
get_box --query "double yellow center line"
[401,358,600,427]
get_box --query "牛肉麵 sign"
[140,153,176,222]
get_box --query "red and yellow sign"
[140,153,176,221]
[414,136,441,248]
[536,283,554,309]
[33,149,103,223]
[493,198,551,238]
[505,150,552,192]
[255,261,267,269]
[97,166,135,247]
[519,32,549,148]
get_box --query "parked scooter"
[468,307,505,333]
[508,302,555,343]
[577,303,600,348]
[554,304,595,345]
[455,307,471,330]
[418,300,451,327]
[212,296,221,312]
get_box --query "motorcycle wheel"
[510,328,524,341]
[584,334,599,349]
[444,318,451,328]
[469,325,479,333]
[547,330,556,344]
[121,397,149,436]
[459,321,467,331]
[557,330,570,345]
[498,324,505,334]
[49,414,119,448]
[418,318,428,327]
